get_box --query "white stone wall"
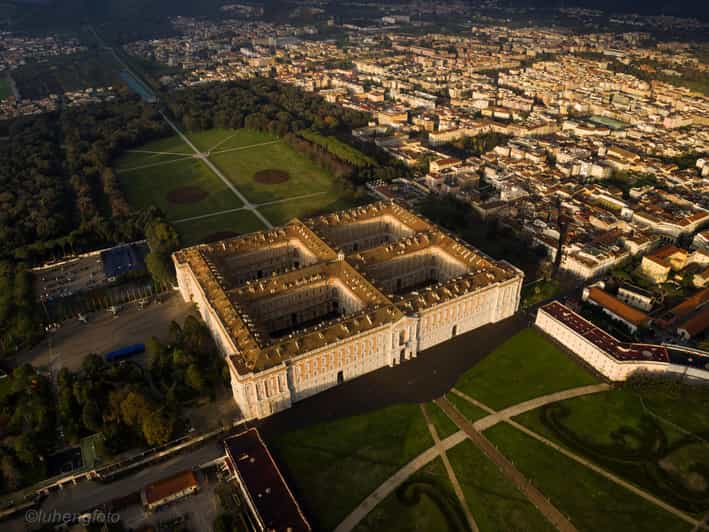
[176,257,524,420]
[535,307,709,383]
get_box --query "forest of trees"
[0,93,170,264]
[166,77,371,136]
[0,365,57,493]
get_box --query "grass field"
[423,402,459,440]
[175,210,265,246]
[453,328,598,410]
[259,192,363,226]
[353,457,469,532]
[300,130,375,167]
[116,128,360,245]
[270,404,433,531]
[448,440,556,532]
[514,388,709,515]
[210,138,340,204]
[114,136,192,170]
[118,156,241,221]
[485,423,687,532]
[188,128,276,152]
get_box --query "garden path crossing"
[419,404,479,532]
[160,111,274,229]
[436,397,578,532]
[334,384,609,532]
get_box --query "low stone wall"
[535,305,709,383]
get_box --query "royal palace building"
[173,202,523,419]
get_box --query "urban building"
[173,202,523,419]
[224,428,311,532]
[141,470,200,512]
[535,301,709,382]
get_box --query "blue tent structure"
[101,243,149,279]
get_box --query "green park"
[266,327,708,532]
[114,127,363,245]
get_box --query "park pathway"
[160,111,274,229]
[455,384,611,431]
[172,191,329,225]
[452,386,704,530]
[420,405,479,532]
[436,397,578,532]
[333,431,467,532]
[335,384,611,532]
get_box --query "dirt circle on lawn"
[166,186,208,204]
[253,169,290,184]
[204,231,239,243]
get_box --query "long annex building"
[173,202,523,419]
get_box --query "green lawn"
[446,393,490,423]
[485,423,687,532]
[447,440,555,532]
[453,328,598,410]
[353,457,469,532]
[115,128,360,228]
[114,135,192,170]
[118,156,241,221]
[514,388,709,515]
[210,139,338,204]
[259,192,362,226]
[269,404,433,531]
[300,130,375,167]
[175,209,265,246]
[187,128,276,152]
[521,279,561,309]
[423,402,459,440]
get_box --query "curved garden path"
[334,384,610,532]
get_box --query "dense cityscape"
[0,1,708,531]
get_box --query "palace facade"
[173,202,523,419]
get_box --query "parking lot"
[13,292,195,372]
[33,254,107,302]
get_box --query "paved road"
[159,112,273,229]
[420,405,478,532]
[4,439,225,532]
[436,397,579,532]
[12,293,194,372]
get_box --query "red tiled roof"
[541,302,669,363]
[225,428,311,532]
[678,306,709,338]
[143,471,198,505]
[587,287,649,327]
